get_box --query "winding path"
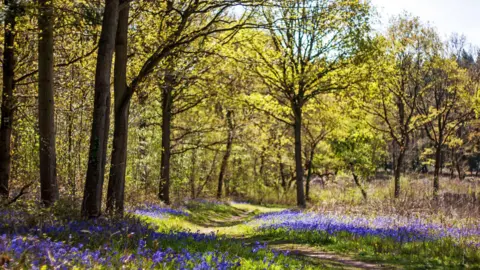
[184,204,392,270]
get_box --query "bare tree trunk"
[106,0,129,217]
[82,0,119,218]
[453,149,465,180]
[38,0,58,207]
[433,144,441,197]
[0,0,16,199]
[67,90,75,199]
[394,148,404,198]
[456,160,465,180]
[196,150,219,198]
[137,93,148,194]
[280,164,286,190]
[189,148,196,199]
[159,74,173,204]
[305,148,315,202]
[217,110,234,199]
[351,165,367,200]
[293,103,306,208]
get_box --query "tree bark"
[137,93,148,193]
[82,0,119,218]
[38,0,58,207]
[0,0,16,199]
[189,148,196,199]
[393,148,405,198]
[106,0,129,216]
[293,103,306,208]
[67,91,76,199]
[278,153,287,191]
[351,165,367,200]
[305,148,315,202]
[159,72,173,204]
[217,110,234,199]
[433,144,441,197]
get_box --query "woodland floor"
[142,202,394,269]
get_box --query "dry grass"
[308,173,480,227]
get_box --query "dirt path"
[270,243,394,269]
[195,210,255,234]
[194,205,391,270]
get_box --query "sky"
[370,0,480,47]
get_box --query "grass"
[253,227,480,269]
[133,200,347,269]
[139,200,284,237]
[138,198,480,269]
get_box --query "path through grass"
[138,201,390,269]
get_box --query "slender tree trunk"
[0,0,16,199]
[82,0,119,218]
[453,150,465,180]
[159,76,173,204]
[278,153,287,191]
[394,148,404,198]
[217,110,234,199]
[196,150,219,198]
[190,148,196,199]
[433,144,441,197]
[67,95,75,198]
[38,0,58,207]
[456,161,465,180]
[137,93,148,194]
[259,147,267,186]
[350,164,367,200]
[293,103,306,208]
[450,148,455,179]
[106,0,129,217]
[305,148,314,202]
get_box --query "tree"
[302,100,338,201]
[249,0,372,207]
[38,0,58,207]
[330,111,385,201]
[357,15,440,198]
[82,0,119,218]
[157,50,217,204]
[217,110,235,199]
[417,57,474,196]
[0,0,19,199]
[106,0,129,216]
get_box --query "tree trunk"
[351,165,367,200]
[278,154,287,191]
[106,0,129,216]
[0,0,16,199]
[293,103,306,208]
[393,148,404,198]
[137,93,148,194]
[453,150,465,180]
[38,0,58,207]
[82,0,119,218]
[190,148,196,199]
[305,148,315,202]
[217,110,234,199]
[433,144,441,197]
[67,90,76,199]
[159,74,173,204]
[456,160,465,180]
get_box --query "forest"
[0,0,480,269]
